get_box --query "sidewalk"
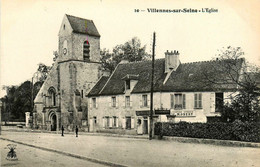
[2,127,260,148]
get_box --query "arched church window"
[83,40,90,61]
[48,87,56,106]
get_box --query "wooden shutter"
[96,98,98,108]
[109,97,111,107]
[109,117,113,128]
[116,96,119,108]
[131,117,135,129]
[199,93,202,108]
[89,98,92,109]
[130,96,132,107]
[102,117,105,128]
[182,94,186,109]
[140,95,143,107]
[210,93,215,112]
[147,94,150,107]
[194,94,197,108]
[116,117,119,127]
[122,117,126,129]
[171,94,174,109]
[123,96,125,108]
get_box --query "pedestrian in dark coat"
[75,126,78,137]
[61,125,64,137]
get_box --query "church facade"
[33,14,103,131]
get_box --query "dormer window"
[126,80,130,90]
[122,74,139,92]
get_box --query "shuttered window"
[194,93,202,109]
[142,95,148,107]
[112,97,116,107]
[125,96,130,107]
[126,117,131,129]
[173,94,186,109]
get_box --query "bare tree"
[203,46,260,122]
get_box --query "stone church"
[33,14,104,131]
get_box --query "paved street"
[0,140,106,167]
[0,131,260,167]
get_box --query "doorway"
[51,114,57,131]
[143,119,148,134]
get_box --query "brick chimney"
[165,50,180,73]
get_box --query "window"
[81,90,84,98]
[215,93,224,112]
[125,96,130,107]
[194,93,202,109]
[173,94,186,109]
[92,98,96,108]
[48,87,56,106]
[106,116,110,128]
[112,97,116,107]
[142,95,148,107]
[63,24,65,30]
[83,41,90,61]
[113,116,117,127]
[126,117,131,129]
[126,80,130,90]
[93,116,97,124]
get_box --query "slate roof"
[88,58,244,96]
[88,76,109,96]
[66,14,100,37]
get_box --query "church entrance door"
[50,114,57,131]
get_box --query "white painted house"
[87,51,244,135]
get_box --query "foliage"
[154,121,260,142]
[1,80,43,121]
[37,63,52,82]
[0,63,48,121]
[100,37,151,72]
[203,46,260,122]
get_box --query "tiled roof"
[66,14,100,37]
[88,58,244,96]
[88,76,109,96]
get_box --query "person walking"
[75,126,78,137]
[61,125,64,137]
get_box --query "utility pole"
[149,32,156,140]
[31,77,34,128]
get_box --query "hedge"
[154,121,260,142]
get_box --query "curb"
[0,137,127,167]
[154,135,260,148]
[1,129,148,140]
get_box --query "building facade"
[34,14,103,131]
[87,51,244,135]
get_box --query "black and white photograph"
[1,0,260,166]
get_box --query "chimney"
[165,50,180,73]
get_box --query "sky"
[1,0,260,97]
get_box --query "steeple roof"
[66,14,100,37]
